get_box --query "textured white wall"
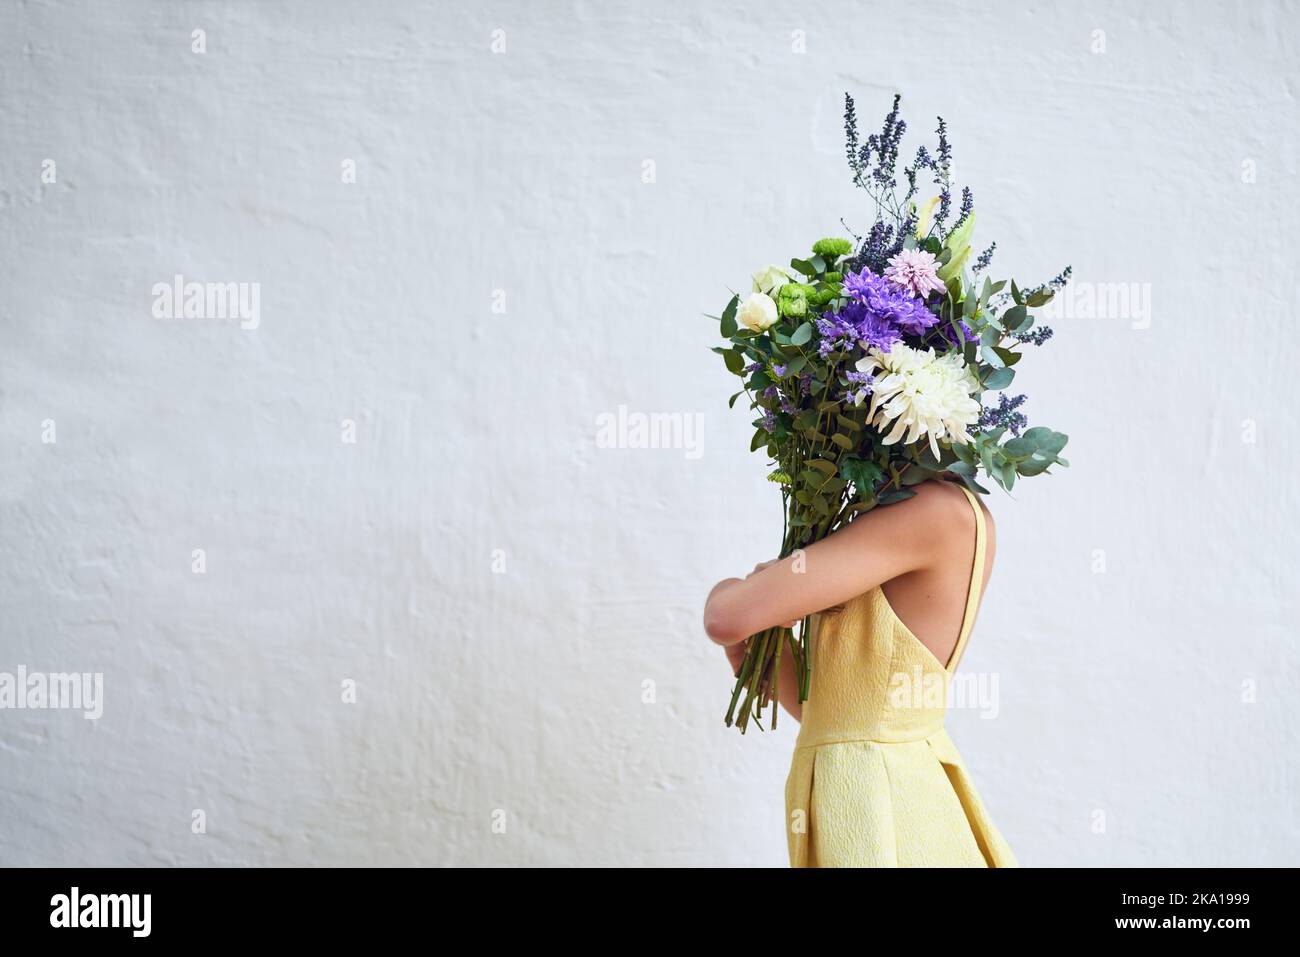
[2,0,1297,867]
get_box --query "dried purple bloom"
[871,95,906,188]
[953,186,974,228]
[978,393,1028,436]
[1048,265,1073,291]
[1016,325,1054,346]
[844,368,874,404]
[1021,266,1074,302]
[850,219,897,274]
[935,186,951,229]
[934,117,952,181]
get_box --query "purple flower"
[978,393,1028,436]
[840,268,939,335]
[842,302,907,347]
[936,318,974,348]
[815,267,945,360]
[815,309,901,357]
[884,249,946,299]
[1016,325,1054,346]
[844,368,874,405]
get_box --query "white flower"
[737,292,779,331]
[854,344,981,460]
[752,264,792,295]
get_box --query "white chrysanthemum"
[854,345,981,459]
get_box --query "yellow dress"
[783,484,1018,868]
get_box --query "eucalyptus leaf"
[878,488,918,505]
[720,294,739,337]
[983,366,1015,390]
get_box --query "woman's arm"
[702,482,956,647]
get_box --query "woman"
[703,476,1018,867]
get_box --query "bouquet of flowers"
[712,94,1070,733]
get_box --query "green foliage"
[719,294,739,337]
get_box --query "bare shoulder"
[842,479,995,547]
[896,478,988,520]
[912,479,997,571]
[835,478,981,542]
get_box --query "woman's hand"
[706,562,800,646]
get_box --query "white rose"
[752,264,792,295]
[737,292,779,332]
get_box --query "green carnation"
[812,237,853,259]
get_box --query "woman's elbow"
[703,599,748,646]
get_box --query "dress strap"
[946,484,987,674]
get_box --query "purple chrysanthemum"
[816,267,944,359]
[815,309,902,358]
[840,268,940,335]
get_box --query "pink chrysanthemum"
[883,249,947,299]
